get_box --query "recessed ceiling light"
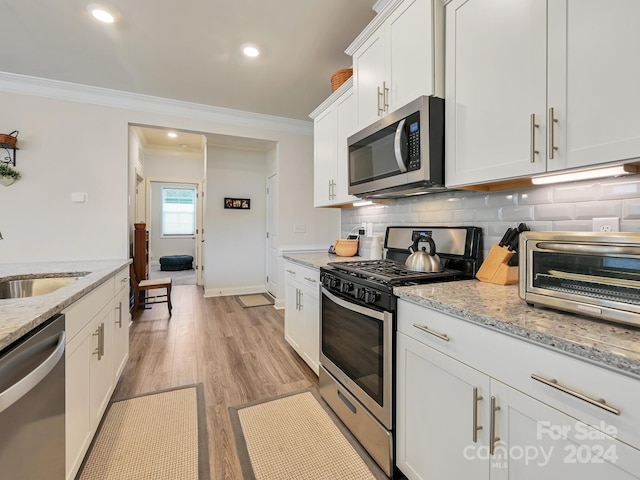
[167,132,178,138]
[90,7,115,23]
[243,46,260,58]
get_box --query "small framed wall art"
[224,197,251,209]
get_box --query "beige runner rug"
[78,384,209,480]
[237,293,274,308]
[229,389,387,480]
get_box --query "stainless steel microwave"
[347,96,445,199]
[519,231,640,328]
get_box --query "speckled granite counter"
[283,252,363,269]
[395,280,640,379]
[0,259,130,351]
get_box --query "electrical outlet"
[293,223,306,233]
[592,217,619,232]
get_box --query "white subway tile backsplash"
[342,176,640,252]
[534,203,574,221]
[553,183,601,203]
[500,205,534,221]
[551,220,593,232]
[574,201,622,219]
[486,193,518,208]
[599,177,640,200]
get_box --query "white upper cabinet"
[547,0,640,171]
[311,81,358,207]
[446,0,640,188]
[347,0,444,130]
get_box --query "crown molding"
[0,71,313,136]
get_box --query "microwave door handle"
[394,119,408,173]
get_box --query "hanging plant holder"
[0,162,21,186]
[0,130,19,166]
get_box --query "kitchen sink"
[0,273,87,299]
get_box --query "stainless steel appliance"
[320,226,482,477]
[0,314,65,479]
[347,96,445,199]
[520,231,640,328]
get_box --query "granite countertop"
[395,280,640,379]
[0,259,130,351]
[283,252,364,269]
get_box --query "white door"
[445,0,547,187]
[491,379,640,479]
[547,0,640,171]
[266,173,278,297]
[396,332,491,480]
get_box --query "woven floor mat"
[77,384,209,480]
[237,293,274,308]
[229,388,387,480]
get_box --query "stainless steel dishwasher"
[0,313,65,479]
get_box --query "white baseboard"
[203,285,265,298]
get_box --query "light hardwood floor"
[113,285,319,480]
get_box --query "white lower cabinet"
[396,332,490,479]
[284,260,320,375]
[65,266,130,480]
[396,298,640,479]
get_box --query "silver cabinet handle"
[472,387,483,443]
[489,396,501,455]
[412,323,450,342]
[328,179,332,200]
[92,323,105,360]
[377,85,384,115]
[298,289,303,310]
[115,301,123,328]
[531,374,620,415]
[121,276,130,284]
[0,331,65,414]
[382,81,389,113]
[304,277,317,284]
[530,113,539,163]
[286,269,296,274]
[548,107,558,159]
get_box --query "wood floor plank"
[112,285,319,480]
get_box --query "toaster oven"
[519,231,640,328]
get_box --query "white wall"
[204,146,267,296]
[0,73,341,298]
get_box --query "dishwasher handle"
[0,331,65,414]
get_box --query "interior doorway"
[147,180,201,286]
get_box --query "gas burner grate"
[328,260,462,285]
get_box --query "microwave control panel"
[407,119,420,171]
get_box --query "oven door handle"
[321,288,387,321]
[535,242,640,256]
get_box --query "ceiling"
[0,0,377,122]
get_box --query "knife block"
[476,244,519,285]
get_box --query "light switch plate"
[71,192,87,203]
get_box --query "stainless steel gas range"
[319,226,482,478]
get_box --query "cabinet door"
[333,88,358,205]
[490,380,640,479]
[89,304,114,430]
[284,277,303,354]
[353,26,387,129]
[396,332,490,480]
[298,277,320,375]
[445,0,547,187]
[112,288,130,381]
[387,0,439,112]
[313,106,338,207]
[65,329,92,480]
[547,0,640,171]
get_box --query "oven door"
[320,287,393,429]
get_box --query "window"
[162,186,196,236]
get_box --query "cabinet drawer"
[397,298,640,451]
[113,266,130,295]
[284,261,320,287]
[64,278,114,342]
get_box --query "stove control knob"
[339,282,353,293]
[330,278,340,289]
[356,288,366,300]
[365,290,379,304]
